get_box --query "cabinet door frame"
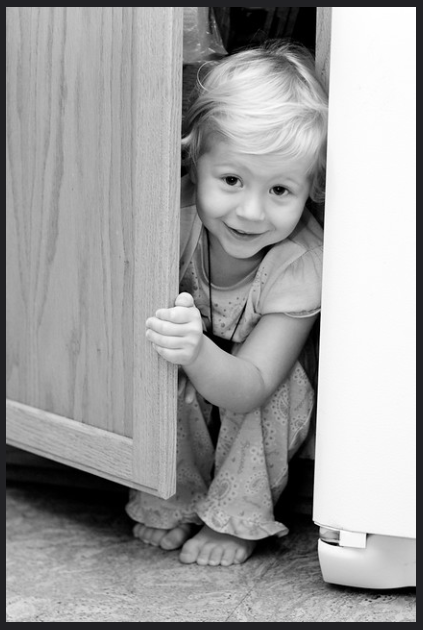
[6,7,183,499]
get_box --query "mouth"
[224,224,266,239]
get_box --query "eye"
[223,176,241,187]
[270,185,288,196]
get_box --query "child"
[126,40,328,566]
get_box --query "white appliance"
[312,7,416,589]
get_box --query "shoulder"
[256,208,324,318]
[287,207,324,253]
[263,208,323,275]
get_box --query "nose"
[235,192,265,222]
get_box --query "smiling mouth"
[225,224,265,237]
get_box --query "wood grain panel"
[6,7,182,496]
[316,7,332,90]
[6,399,159,493]
[6,8,135,434]
[131,7,182,492]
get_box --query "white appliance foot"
[318,533,416,589]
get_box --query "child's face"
[194,137,313,260]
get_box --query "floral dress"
[126,176,324,540]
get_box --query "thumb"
[174,292,195,308]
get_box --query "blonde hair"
[182,41,329,203]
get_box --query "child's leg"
[176,407,287,565]
[126,394,215,550]
[179,362,314,566]
[127,362,313,565]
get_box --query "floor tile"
[6,481,416,623]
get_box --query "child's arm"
[146,292,317,414]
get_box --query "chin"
[224,242,270,260]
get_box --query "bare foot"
[133,522,197,550]
[179,524,257,566]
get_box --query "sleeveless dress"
[126,176,324,540]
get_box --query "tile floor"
[6,468,416,622]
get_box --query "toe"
[207,545,225,567]
[232,546,248,565]
[196,542,216,566]
[133,524,157,545]
[220,545,238,566]
[147,529,166,546]
[133,524,165,546]
[132,524,143,539]
[160,524,193,550]
[179,538,201,564]
[160,533,179,550]
[178,525,257,566]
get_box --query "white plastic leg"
[318,534,416,589]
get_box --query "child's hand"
[145,292,204,366]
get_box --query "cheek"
[269,205,304,233]
[197,188,229,219]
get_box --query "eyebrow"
[212,160,305,187]
[277,177,302,187]
[213,163,238,170]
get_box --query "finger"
[152,345,186,365]
[174,292,195,308]
[146,329,185,349]
[146,317,188,337]
[155,306,200,325]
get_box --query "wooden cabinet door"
[6,7,183,498]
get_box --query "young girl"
[126,41,328,566]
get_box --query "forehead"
[200,135,315,183]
